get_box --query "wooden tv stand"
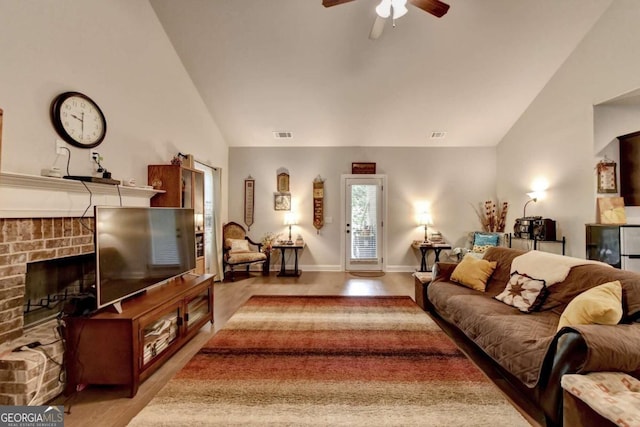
[63,274,214,397]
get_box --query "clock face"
[51,92,106,148]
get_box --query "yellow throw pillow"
[450,254,497,292]
[557,280,623,331]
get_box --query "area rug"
[129,296,529,426]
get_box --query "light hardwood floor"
[52,271,415,427]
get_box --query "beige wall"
[0,0,228,221]
[229,146,497,271]
[497,0,640,257]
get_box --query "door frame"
[340,174,387,272]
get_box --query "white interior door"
[344,176,384,271]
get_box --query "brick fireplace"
[0,217,94,405]
[0,171,159,405]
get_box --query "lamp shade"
[284,212,298,226]
[418,212,432,226]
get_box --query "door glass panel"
[350,184,378,262]
[141,308,179,368]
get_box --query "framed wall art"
[277,171,290,193]
[352,162,376,174]
[244,176,255,230]
[596,161,617,194]
[274,192,291,211]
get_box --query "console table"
[273,244,305,277]
[412,241,452,272]
[63,274,214,397]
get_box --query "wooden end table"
[273,243,305,277]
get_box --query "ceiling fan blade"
[408,0,450,17]
[322,0,358,7]
[369,15,386,40]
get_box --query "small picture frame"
[597,161,617,193]
[277,172,290,192]
[352,162,376,174]
[274,192,291,211]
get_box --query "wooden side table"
[412,241,452,272]
[273,244,305,277]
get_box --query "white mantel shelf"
[0,172,165,218]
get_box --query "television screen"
[95,206,196,310]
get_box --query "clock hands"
[70,112,85,140]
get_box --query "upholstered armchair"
[222,221,268,281]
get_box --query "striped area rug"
[129,296,529,426]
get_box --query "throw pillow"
[557,280,623,331]
[450,254,497,292]
[472,232,500,253]
[494,271,548,313]
[226,238,250,252]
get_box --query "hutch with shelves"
[148,164,205,274]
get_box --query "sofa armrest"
[432,262,457,283]
[537,330,589,426]
[538,324,640,426]
[563,323,640,373]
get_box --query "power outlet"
[55,139,68,156]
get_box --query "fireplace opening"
[24,254,96,327]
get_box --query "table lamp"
[418,212,432,243]
[284,212,297,245]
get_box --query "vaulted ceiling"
[149,0,612,147]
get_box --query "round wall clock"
[50,91,107,148]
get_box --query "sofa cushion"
[226,251,267,264]
[557,281,623,331]
[428,280,558,387]
[495,272,548,313]
[541,264,640,317]
[450,255,497,291]
[482,247,527,296]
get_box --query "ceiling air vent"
[273,131,293,139]
[430,131,447,140]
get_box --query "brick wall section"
[0,217,94,344]
[0,320,65,405]
[0,217,93,406]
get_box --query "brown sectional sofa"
[421,246,640,426]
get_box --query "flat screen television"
[94,206,196,311]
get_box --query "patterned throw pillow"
[472,232,500,253]
[226,238,250,252]
[495,271,548,313]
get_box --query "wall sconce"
[418,212,432,243]
[284,212,298,245]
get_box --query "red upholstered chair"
[222,221,267,281]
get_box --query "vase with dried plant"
[473,200,509,232]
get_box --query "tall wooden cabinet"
[148,165,205,274]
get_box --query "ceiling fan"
[323,0,450,40]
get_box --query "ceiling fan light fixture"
[391,0,408,19]
[375,0,392,18]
